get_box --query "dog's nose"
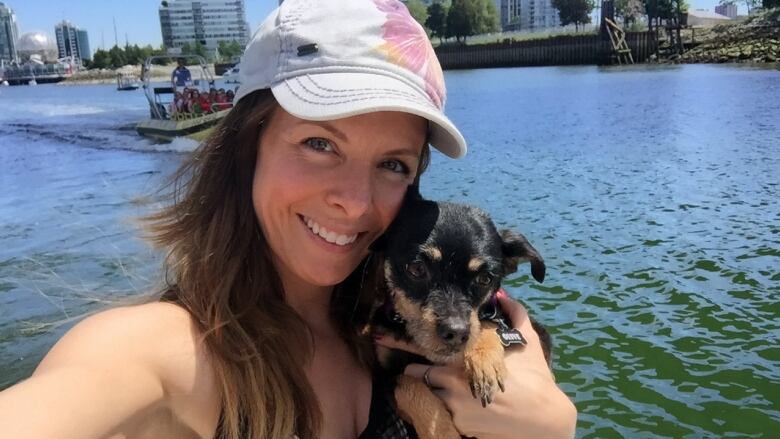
[436,319,470,348]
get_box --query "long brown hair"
[144,89,430,439]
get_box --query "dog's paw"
[464,326,507,407]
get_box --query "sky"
[9,0,726,54]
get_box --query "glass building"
[0,2,19,64]
[159,0,249,55]
[55,21,91,63]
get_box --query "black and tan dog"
[367,187,550,439]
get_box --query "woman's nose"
[325,168,372,219]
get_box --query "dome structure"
[18,31,58,62]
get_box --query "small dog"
[367,187,550,439]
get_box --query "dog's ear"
[499,229,546,283]
[371,185,423,253]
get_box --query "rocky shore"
[676,8,780,63]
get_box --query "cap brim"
[270,72,466,158]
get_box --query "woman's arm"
[0,303,217,439]
[375,291,577,439]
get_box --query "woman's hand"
[374,290,577,439]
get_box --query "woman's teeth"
[305,217,358,246]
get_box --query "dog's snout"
[436,319,470,348]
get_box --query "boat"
[116,73,141,91]
[222,65,240,84]
[136,54,232,142]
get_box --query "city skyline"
[8,0,730,55]
[7,0,275,53]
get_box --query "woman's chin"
[302,265,355,287]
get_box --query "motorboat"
[116,73,141,91]
[136,54,232,142]
[222,65,240,84]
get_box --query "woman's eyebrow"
[297,122,348,142]
[383,147,422,158]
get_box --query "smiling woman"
[0,1,575,438]
[254,109,427,289]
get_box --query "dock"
[0,64,73,85]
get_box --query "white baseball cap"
[234,0,467,158]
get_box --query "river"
[1,63,779,437]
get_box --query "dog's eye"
[475,273,493,285]
[405,261,427,279]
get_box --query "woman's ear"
[500,229,546,283]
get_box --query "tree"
[426,1,449,43]
[551,0,595,31]
[217,40,244,62]
[123,44,143,65]
[475,0,500,34]
[405,0,430,29]
[108,45,127,68]
[446,0,497,42]
[644,0,684,30]
[616,0,646,26]
[91,49,110,69]
[446,0,472,42]
[193,41,207,59]
[742,0,759,13]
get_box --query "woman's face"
[253,108,426,289]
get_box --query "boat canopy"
[141,54,215,120]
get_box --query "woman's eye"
[475,273,492,285]
[380,159,410,175]
[304,138,333,152]
[405,261,427,279]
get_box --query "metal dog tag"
[496,324,527,347]
[480,294,527,347]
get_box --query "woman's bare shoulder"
[30,301,221,438]
[0,302,220,439]
[37,301,207,376]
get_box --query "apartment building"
[159,0,249,55]
[55,21,91,62]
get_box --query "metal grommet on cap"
[297,43,318,57]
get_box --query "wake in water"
[0,84,201,154]
[0,121,200,154]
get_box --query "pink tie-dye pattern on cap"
[372,0,445,109]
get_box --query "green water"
[1,64,779,437]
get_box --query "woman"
[0,1,576,438]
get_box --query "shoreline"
[60,63,222,85]
[49,9,780,84]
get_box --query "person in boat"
[199,90,214,114]
[170,91,186,117]
[0,1,577,438]
[189,89,205,115]
[214,88,230,111]
[171,58,192,91]
[226,88,235,103]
